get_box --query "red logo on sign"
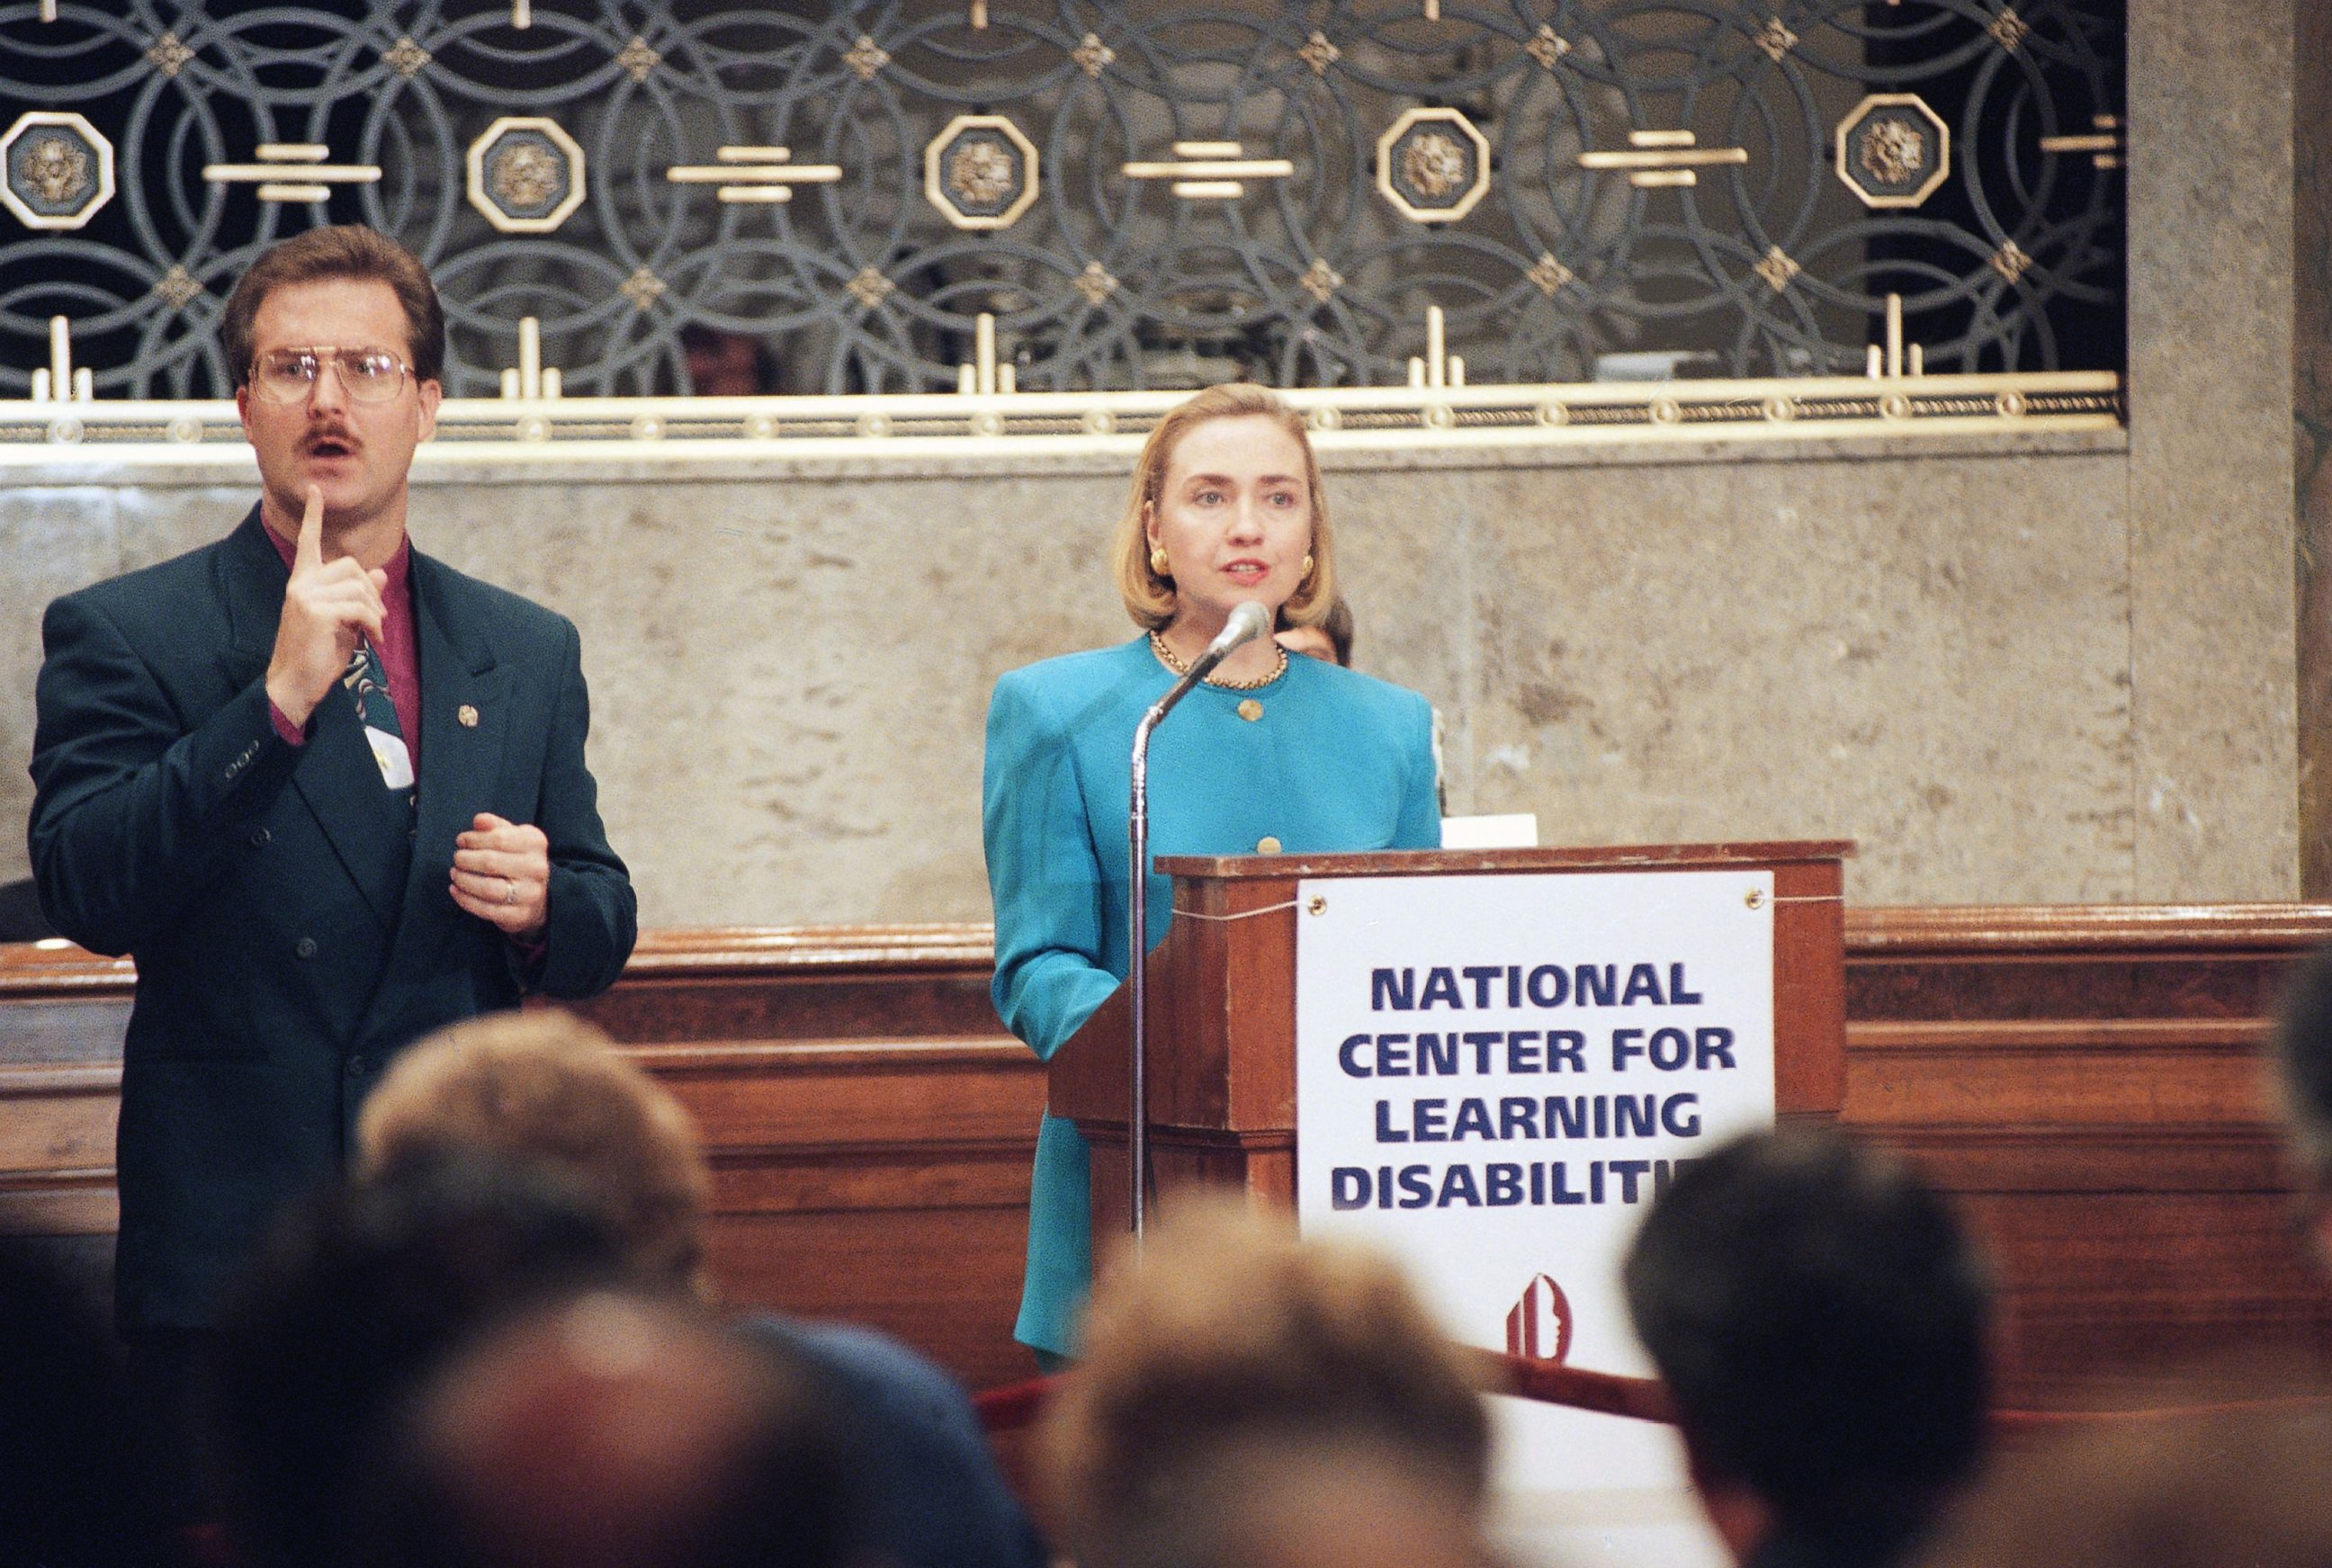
[1505,1273,1573,1362]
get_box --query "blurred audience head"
[0,1246,168,1568]
[362,1290,861,1568]
[1097,1435,1498,1568]
[1917,1405,2332,1568]
[2272,944,2332,1262]
[206,1150,630,1568]
[1622,1128,1991,1567]
[357,1008,712,1292]
[1039,1193,1493,1568]
[1276,596,1354,668]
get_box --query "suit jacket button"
[293,936,318,959]
[249,827,271,848]
[345,1055,366,1078]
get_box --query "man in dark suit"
[27,226,635,1501]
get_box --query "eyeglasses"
[249,346,414,405]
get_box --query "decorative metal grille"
[0,0,2122,408]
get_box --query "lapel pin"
[457,703,480,729]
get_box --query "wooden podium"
[1049,841,1851,1260]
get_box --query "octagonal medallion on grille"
[1834,94,1951,210]
[1376,107,1489,224]
[2,112,114,231]
[466,117,587,234]
[925,114,1039,230]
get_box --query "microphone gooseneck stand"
[1126,601,1269,1241]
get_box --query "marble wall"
[0,0,2303,927]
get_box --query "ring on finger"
[502,876,516,906]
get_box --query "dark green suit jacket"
[29,507,636,1331]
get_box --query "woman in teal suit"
[982,383,1441,1363]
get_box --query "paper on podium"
[1440,812,1539,848]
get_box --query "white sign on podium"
[1296,869,1777,1568]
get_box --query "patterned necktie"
[344,638,416,799]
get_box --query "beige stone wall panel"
[2124,0,2299,899]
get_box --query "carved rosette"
[1376,107,1489,224]
[924,114,1038,230]
[466,117,587,234]
[1834,94,1951,210]
[1,112,114,231]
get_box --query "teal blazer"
[982,636,1440,1354]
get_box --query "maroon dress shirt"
[262,526,417,757]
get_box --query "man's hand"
[265,485,388,729]
[451,811,551,941]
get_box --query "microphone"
[1123,596,1274,1241]
[1186,599,1273,683]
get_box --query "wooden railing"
[6,905,2331,1400]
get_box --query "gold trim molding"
[0,371,2122,469]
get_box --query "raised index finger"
[294,484,325,571]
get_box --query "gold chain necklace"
[1149,630,1288,692]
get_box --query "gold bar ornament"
[1404,305,1466,390]
[204,143,381,203]
[956,312,1016,397]
[1124,140,1294,200]
[1579,130,1749,189]
[1865,293,1927,382]
[668,147,842,203]
[2039,115,2123,170]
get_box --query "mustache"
[300,427,361,452]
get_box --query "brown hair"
[355,1009,711,1293]
[1037,1195,1490,1562]
[1111,384,1338,632]
[220,225,445,388]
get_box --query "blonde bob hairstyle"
[1112,383,1338,632]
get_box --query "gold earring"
[1151,547,1170,577]
[1301,553,1314,578]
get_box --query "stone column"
[2297,1,2332,893]
[2126,0,2298,899]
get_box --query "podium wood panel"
[3,901,2330,1404]
[1047,842,1850,1244]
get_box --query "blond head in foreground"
[356,1008,711,1292]
[1039,1195,1495,1568]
